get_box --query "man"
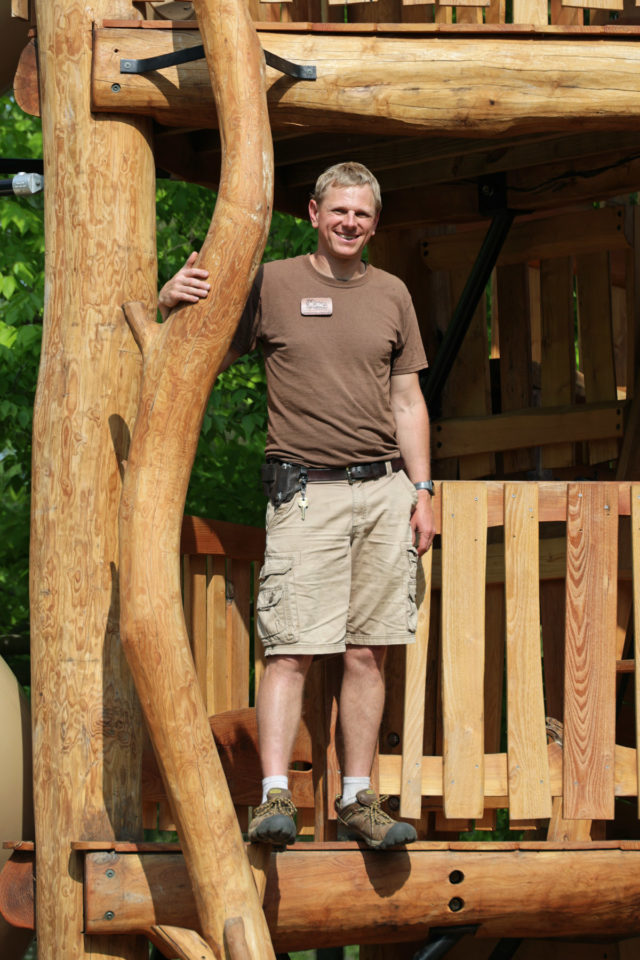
[159,162,435,849]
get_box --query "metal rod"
[422,208,514,414]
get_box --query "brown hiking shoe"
[335,788,417,850]
[248,788,297,846]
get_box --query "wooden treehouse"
[4,0,640,957]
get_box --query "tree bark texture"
[118,0,274,956]
[30,1,155,959]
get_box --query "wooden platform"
[4,841,640,950]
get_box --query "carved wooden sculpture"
[119,0,274,956]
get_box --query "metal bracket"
[120,44,316,80]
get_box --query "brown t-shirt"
[232,254,428,467]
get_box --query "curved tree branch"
[119,0,274,955]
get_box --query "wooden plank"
[227,559,251,711]
[401,550,433,818]
[431,401,624,461]
[207,556,227,714]
[632,484,640,819]
[540,257,575,469]
[181,514,265,560]
[496,263,535,474]
[513,0,547,23]
[442,483,487,819]
[378,740,637,799]
[504,484,552,820]
[10,0,30,18]
[563,483,618,820]
[422,208,628,271]
[576,251,619,464]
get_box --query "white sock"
[261,775,289,803]
[341,776,371,808]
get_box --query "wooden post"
[118,0,275,955]
[30,1,154,959]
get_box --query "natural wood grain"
[431,401,624,462]
[540,258,576,469]
[148,925,217,960]
[563,483,618,820]
[400,549,432,818]
[442,483,487,819]
[30,3,155,959]
[513,0,547,22]
[93,28,640,136]
[504,484,551,820]
[82,846,640,946]
[576,251,619,464]
[117,0,275,955]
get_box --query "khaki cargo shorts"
[256,469,419,656]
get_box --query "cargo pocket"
[406,546,418,633]
[257,556,297,646]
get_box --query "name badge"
[301,297,333,316]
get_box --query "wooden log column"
[30,1,155,959]
[118,0,274,956]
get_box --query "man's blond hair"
[312,162,382,215]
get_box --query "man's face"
[309,184,379,265]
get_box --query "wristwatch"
[414,480,435,496]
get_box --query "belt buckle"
[346,465,354,484]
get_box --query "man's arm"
[158,251,211,320]
[158,252,240,373]
[390,372,435,556]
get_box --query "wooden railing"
[143,480,640,842]
[143,0,629,29]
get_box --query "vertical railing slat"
[505,483,552,821]
[563,483,618,820]
[400,549,433,819]
[442,482,487,820]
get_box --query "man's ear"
[308,197,319,228]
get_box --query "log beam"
[94,27,640,137]
[80,846,640,949]
[30,2,154,959]
[117,0,274,955]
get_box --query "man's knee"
[344,644,386,676]
[263,652,313,682]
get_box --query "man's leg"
[249,652,312,846]
[336,644,417,849]
[257,652,313,777]
[340,645,386,778]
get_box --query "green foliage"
[0,95,44,669]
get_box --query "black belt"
[270,458,404,483]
